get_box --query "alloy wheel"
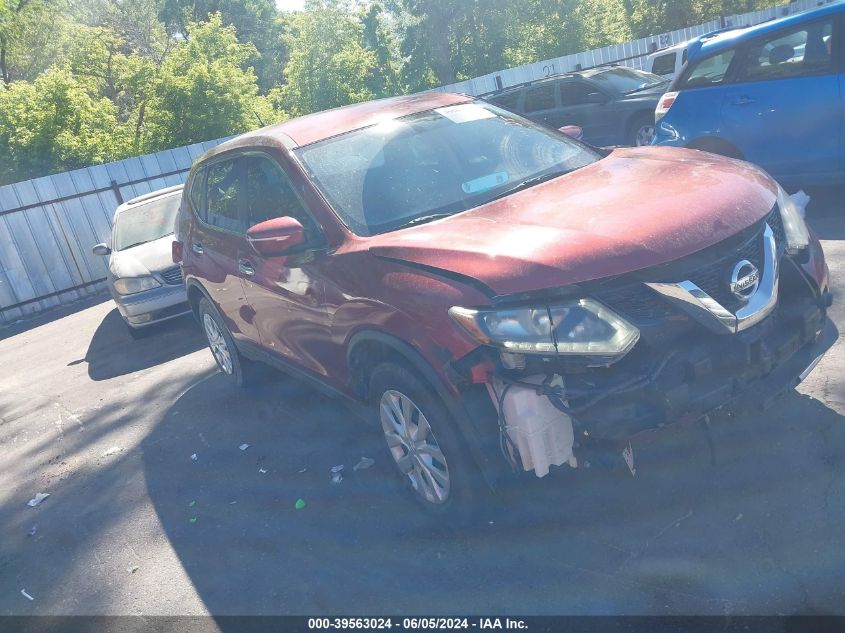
[635,124,656,146]
[380,389,450,504]
[203,313,233,375]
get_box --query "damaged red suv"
[174,92,831,514]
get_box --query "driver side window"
[244,155,322,245]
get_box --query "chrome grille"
[595,208,781,325]
[686,228,765,313]
[767,204,785,253]
[160,266,183,285]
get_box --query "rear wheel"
[629,113,656,147]
[198,297,262,388]
[369,361,480,521]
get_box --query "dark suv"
[174,92,831,516]
[484,66,669,146]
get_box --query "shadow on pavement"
[142,321,845,616]
[82,309,204,381]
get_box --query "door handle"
[192,242,204,254]
[238,259,255,276]
[732,96,755,106]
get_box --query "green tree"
[0,68,123,183]
[278,1,376,116]
[141,13,276,151]
[67,25,159,150]
[0,0,72,84]
[361,2,399,98]
[159,0,286,91]
[387,0,510,90]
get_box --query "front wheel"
[198,297,262,388]
[369,361,481,521]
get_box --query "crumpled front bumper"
[560,230,832,444]
[572,296,829,442]
[112,284,190,327]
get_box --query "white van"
[644,41,689,79]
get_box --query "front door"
[721,15,842,183]
[519,81,559,127]
[557,79,614,144]
[237,153,333,378]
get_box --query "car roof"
[688,1,844,62]
[481,65,654,99]
[648,40,690,57]
[116,184,184,215]
[199,92,472,161]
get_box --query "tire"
[127,324,148,340]
[369,361,482,523]
[198,297,262,388]
[629,113,656,147]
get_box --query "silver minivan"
[92,185,190,338]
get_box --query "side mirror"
[92,243,111,256]
[246,216,305,257]
[586,92,608,104]
[558,125,584,141]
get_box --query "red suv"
[174,92,831,516]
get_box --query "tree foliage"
[278,1,376,115]
[143,13,275,149]
[0,68,121,183]
[0,0,788,184]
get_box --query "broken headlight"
[448,298,639,361]
[777,184,810,258]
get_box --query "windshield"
[294,102,600,236]
[589,67,667,93]
[113,194,181,251]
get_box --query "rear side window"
[524,84,556,113]
[651,52,676,76]
[679,49,736,88]
[489,91,520,112]
[205,159,244,232]
[738,20,834,81]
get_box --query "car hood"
[364,147,777,297]
[109,235,174,278]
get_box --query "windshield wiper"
[485,170,569,203]
[625,81,669,95]
[397,212,457,229]
[119,240,152,250]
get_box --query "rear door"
[520,81,559,127]
[721,15,842,182]
[237,152,333,378]
[188,155,259,343]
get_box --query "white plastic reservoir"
[488,376,577,477]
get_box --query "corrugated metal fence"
[0,139,226,325]
[0,0,835,325]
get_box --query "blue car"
[653,2,844,186]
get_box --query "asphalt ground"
[1,190,844,618]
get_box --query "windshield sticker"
[462,172,509,194]
[435,104,497,124]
